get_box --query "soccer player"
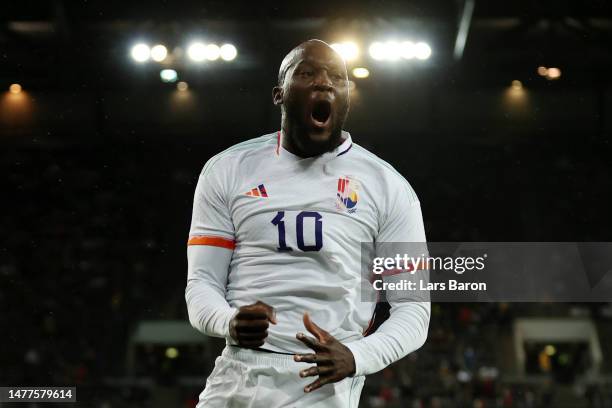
[186,39,430,407]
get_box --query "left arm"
[347,200,431,376]
[294,300,430,392]
[295,184,431,389]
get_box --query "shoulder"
[351,143,419,204]
[201,132,277,177]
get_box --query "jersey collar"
[275,130,353,161]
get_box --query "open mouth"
[310,100,332,127]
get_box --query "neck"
[280,121,302,156]
[280,118,343,158]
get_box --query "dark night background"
[1,1,612,407]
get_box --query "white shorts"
[197,346,365,408]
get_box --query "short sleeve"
[188,159,235,249]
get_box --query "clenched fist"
[229,301,277,348]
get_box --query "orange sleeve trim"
[380,261,428,277]
[187,236,236,249]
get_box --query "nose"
[313,70,333,91]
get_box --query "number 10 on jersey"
[271,211,322,252]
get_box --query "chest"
[229,169,378,253]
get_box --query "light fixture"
[330,42,359,62]
[9,83,22,94]
[537,66,548,76]
[369,42,386,61]
[369,41,431,61]
[352,67,370,78]
[151,44,168,62]
[131,43,150,62]
[204,44,220,61]
[187,42,206,62]
[220,44,237,61]
[387,42,402,61]
[400,41,415,59]
[546,67,561,80]
[414,42,432,60]
[160,69,178,83]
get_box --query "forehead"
[278,42,346,84]
[294,45,344,69]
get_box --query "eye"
[299,70,314,77]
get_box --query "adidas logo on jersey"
[245,184,268,197]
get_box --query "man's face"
[274,43,350,155]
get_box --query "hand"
[293,312,356,393]
[229,301,276,348]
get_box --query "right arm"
[185,158,275,344]
[186,244,236,338]
[185,157,238,338]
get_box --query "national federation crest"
[336,176,360,213]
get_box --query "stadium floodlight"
[400,41,416,59]
[546,67,561,80]
[220,44,237,61]
[151,44,168,62]
[330,42,359,62]
[160,69,178,83]
[537,66,548,76]
[9,83,22,94]
[187,42,206,62]
[369,41,403,61]
[386,41,402,61]
[204,43,221,61]
[370,40,431,61]
[369,42,386,60]
[352,67,370,78]
[414,42,432,60]
[131,43,150,62]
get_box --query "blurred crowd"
[362,302,612,408]
[1,145,191,387]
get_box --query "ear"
[272,86,283,106]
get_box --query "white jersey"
[188,130,426,354]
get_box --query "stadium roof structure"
[2,0,612,91]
